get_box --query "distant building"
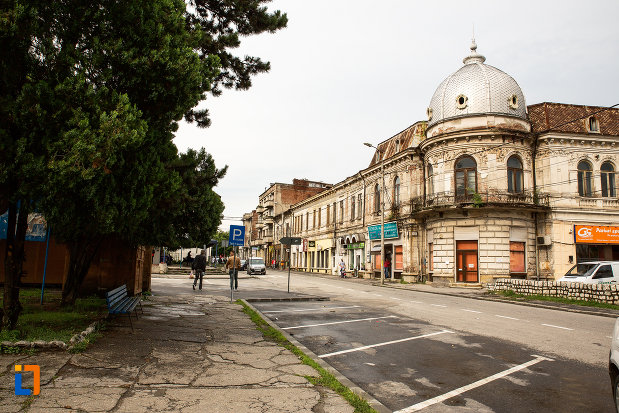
[244,179,332,262]
[244,41,619,285]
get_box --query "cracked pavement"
[0,292,354,413]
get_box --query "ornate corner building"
[244,41,619,286]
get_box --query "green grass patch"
[0,288,107,348]
[490,289,619,310]
[238,300,378,413]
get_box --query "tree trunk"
[61,237,102,306]
[2,201,28,330]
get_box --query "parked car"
[240,259,247,270]
[558,261,619,285]
[609,317,619,412]
[247,257,266,275]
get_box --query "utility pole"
[364,142,386,285]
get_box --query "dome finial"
[463,36,485,65]
[471,24,477,51]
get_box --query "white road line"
[373,294,384,297]
[409,301,423,304]
[462,309,482,314]
[495,315,519,320]
[319,330,454,358]
[391,297,403,301]
[262,305,360,314]
[431,304,447,308]
[282,316,397,330]
[394,355,554,413]
[541,323,574,331]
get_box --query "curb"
[242,299,391,413]
[0,319,105,352]
[246,297,330,303]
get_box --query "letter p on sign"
[229,225,245,247]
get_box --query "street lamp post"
[364,142,385,285]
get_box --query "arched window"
[393,176,401,206]
[427,164,434,195]
[455,156,477,197]
[374,183,380,212]
[577,160,593,197]
[601,162,616,198]
[588,116,599,133]
[507,155,524,193]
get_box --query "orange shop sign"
[574,225,619,244]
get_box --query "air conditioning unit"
[537,236,551,246]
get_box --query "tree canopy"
[0,0,287,314]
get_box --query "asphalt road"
[152,270,616,412]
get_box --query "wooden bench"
[105,285,143,331]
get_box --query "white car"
[247,257,266,275]
[610,317,619,412]
[558,261,619,285]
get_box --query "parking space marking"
[282,315,398,330]
[395,355,554,413]
[541,323,574,331]
[462,309,482,314]
[262,305,360,314]
[496,315,519,320]
[319,330,454,358]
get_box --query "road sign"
[229,225,245,246]
[280,237,302,245]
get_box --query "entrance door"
[456,240,478,282]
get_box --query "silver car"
[247,257,266,275]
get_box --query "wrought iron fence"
[410,190,550,211]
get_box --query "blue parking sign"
[229,225,245,246]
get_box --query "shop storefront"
[574,225,619,262]
[368,221,403,278]
[315,238,334,274]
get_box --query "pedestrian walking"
[339,259,347,278]
[225,251,241,291]
[192,250,207,290]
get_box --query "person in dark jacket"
[192,250,207,290]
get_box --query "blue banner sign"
[368,221,399,240]
[0,211,48,242]
[229,225,245,246]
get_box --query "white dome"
[427,40,527,129]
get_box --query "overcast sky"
[172,0,619,232]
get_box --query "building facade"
[243,41,619,286]
[247,179,331,263]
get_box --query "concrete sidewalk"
[0,292,354,413]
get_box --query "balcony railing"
[411,190,550,212]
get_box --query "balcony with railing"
[262,230,274,243]
[410,190,550,213]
